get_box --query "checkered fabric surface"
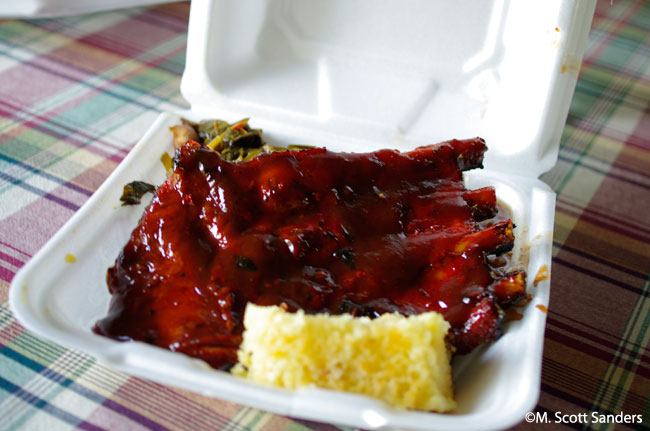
[0,1,648,430]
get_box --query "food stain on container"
[536,304,548,313]
[560,54,581,76]
[533,264,549,286]
[550,26,562,48]
[64,253,77,263]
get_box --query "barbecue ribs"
[95,138,526,369]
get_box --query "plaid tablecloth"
[0,1,648,430]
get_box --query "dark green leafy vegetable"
[170,117,314,163]
[120,181,156,206]
[197,119,229,142]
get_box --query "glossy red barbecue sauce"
[95,139,521,369]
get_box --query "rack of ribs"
[94,137,526,369]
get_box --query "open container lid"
[181,0,595,177]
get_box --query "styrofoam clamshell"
[10,1,596,430]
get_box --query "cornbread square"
[232,304,456,412]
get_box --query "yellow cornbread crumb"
[232,304,456,412]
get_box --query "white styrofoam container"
[9,1,596,430]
